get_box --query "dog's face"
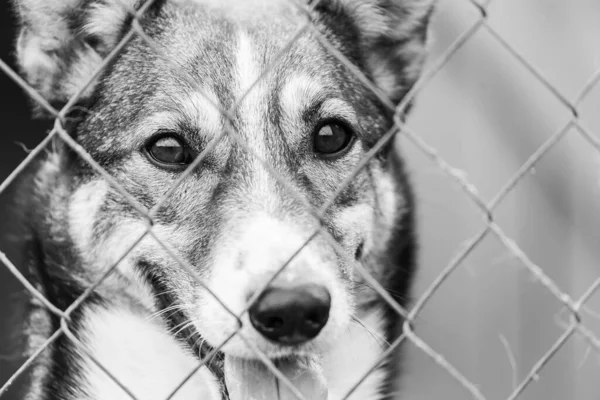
[16,0,432,364]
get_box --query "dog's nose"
[249,284,331,345]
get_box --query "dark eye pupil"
[314,123,351,155]
[148,137,188,164]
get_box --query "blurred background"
[0,1,50,399]
[0,0,599,399]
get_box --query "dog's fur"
[12,0,434,399]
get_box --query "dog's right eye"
[146,135,193,167]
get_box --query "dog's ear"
[326,0,435,105]
[13,0,141,105]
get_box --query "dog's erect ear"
[13,0,141,105]
[326,0,435,105]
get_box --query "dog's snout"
[249,284,331,345]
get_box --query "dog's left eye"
[313,122,354,157]
[146,135,193,166]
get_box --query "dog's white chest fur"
[75,305,386,400]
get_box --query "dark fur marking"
[136,260,228,399]
[376,149,417,399]
[24,230,106,400]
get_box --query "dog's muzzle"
[249,284,331,345]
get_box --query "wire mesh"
[0,0,599,399]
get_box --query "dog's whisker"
[351,280,410,302]
[351,315,390,349]
[182,326,202,344]
[194,336,219,367]
[171,320,196,337]
[152,288,181,298]
[145,304,187,322]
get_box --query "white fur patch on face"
[126,112,177,151]
[179,89,223,136]
[125,86,222,150]
[279,74,326,119]
[69,179,110,257]
[235,31,263,107]
[79,305,221,400]
[367,164,404,257]
[279,74,358,131]
[322,306,387,400]
[195,213,352,359]
[319,98,358,126]
[70,188,199,312]
[234,31,275,203]
[101,221,203,311]
[91,221,148,274]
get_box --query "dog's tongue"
[224,355,328,400]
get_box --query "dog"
[12,0,434,398]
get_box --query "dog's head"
[15,0,432,382]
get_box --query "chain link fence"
[0,0,599,399]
